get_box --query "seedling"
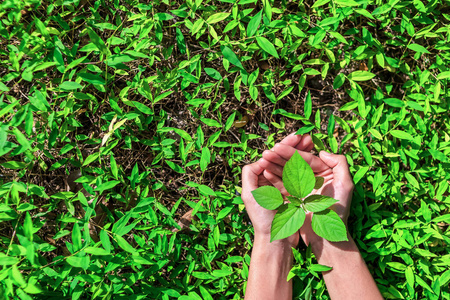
[252,152,348,242]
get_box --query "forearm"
[245,235,293,300]
[311,235,383,300]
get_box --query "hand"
[260,140,354,246]
[242,133,328,248]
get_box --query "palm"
[242,134,316,248]
[259,144,353,246]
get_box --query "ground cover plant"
[0,0,449,299]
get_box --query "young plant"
[251,152,348,242]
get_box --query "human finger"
[258,174,272,187]
[304,143,315,152]
[279,132,303,148]
[294,134,313,152]
[258,157,284,177]
[242,161,264,196]
[263,170,288,196]
[272,144,329,173]
[319,151,354,192]
[261,150,287,168]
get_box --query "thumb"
[319,151,353,190]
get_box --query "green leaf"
[86,27,110,56]
[200,117,221,128]
[255,36,279,58]
[94,180,120,193]
[66,56,88,70]
[252,186,284,210]
[176,28,186,54]
[334,0,359,6]
[405,173,420,189]
[198,185,216,196]
[106,54,135,67]
[59,81,83,90]
[221,46,244,70]
[33,62,58,72]
[17,203,38,212]
[110,156,118,179]
[114,235,137,253]
[23,212,33,241]
[30,90,50,111]
[200,147,211,172]
[314,177,324,189]
[429,149,448,162]
[1,161,27,169]
[369,128,383,140]
[66,256,90,270]
[407,44,430,54]
[437,71,450,80]
[217,206,234,220]
[13,128,31,154]
[247,10,262,37]
[72,222,82,250]
[287,196,302,206]
[283,151,315,198]
[0,82,9,92]
[155,13,174,21]
[312,0,331,8]
[83,152,99,166]
[319,17,340,27]
[262,0,272,20]
[327,114,335,137]
[133,101,153,114]
[390,130,413,140]
[348,71,376,81]
[271,204,306,241]
[357,138,372,166]
[204,68,222,80]
[311,30,326,46]
[78,72,105,85]
[310,264,333,272]
[154,90,173,103]
[0,253,19,265]
[311,209,348,242]
[225,112,236,132]
[84,247,111,255]
[304,90,312,118]
[34,17,50,39]
[166,160,185,173]
[329,31,348,44]
[383,98,404,108]
[304,195,338,212]
[333,73,345,89]
[354,8,375,19]
[206,13,230,24]
[296,125,315,135]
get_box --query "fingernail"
[321,151,331,157]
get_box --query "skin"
[242,133,383,300]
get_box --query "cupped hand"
[260,140,354,246]
[241,133,320,248]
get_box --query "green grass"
[0,0,449,299]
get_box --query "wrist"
[253,233,296,251]
[251,234,294,279]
